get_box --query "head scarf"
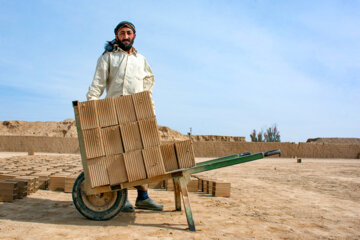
[114,21,136,35]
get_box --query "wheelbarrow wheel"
[72,172,127,221]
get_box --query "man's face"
[116,27,136,49]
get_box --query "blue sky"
[0,0,359,142]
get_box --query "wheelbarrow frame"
[72,101,281,231]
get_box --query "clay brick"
[138,118,161,148]
[208,180,215,195]
[187,178,198,192]
[33,172,51,190]
[0,181,17,202]
[16,176,38,193]
[82,128,105,159]
[0,174,16,181]
[87,157,109,188]
[198,178,206,192]
[132,91,155,120]
[64,176,77,193]
[78,100,99,129]
[212,182,231,197]
[142,147,166,178]
[175,140,195,169]
[96,98,118,127]
[114,95,137,123]
[101,126,124,155]
[165,179,174,191]
[49,175,67,191]
[123,150,147,182]
[6,179,27,198]
[120,122,143,152]
[104,154,128,185]
[160,143,179,172]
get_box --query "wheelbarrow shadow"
[0,196,190,231]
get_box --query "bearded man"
[86,21,163,212]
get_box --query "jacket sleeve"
[86,53,110,100]
[143,58,154,93]
[143,58,156,112]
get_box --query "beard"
[116,38,134,51]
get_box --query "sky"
[0,0,359,142]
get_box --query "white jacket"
[87,47,155,104]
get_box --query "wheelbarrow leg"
[173,177,181,211]
[178,177,196,232]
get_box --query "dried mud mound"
[307,138,360,144]
[0,120,188,142]
[0,120,245,142]
[0,119,78,138]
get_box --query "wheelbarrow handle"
[264,149,281,157]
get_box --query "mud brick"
[123,150,147,182]
[187,178,198,192]
[120,122,143,152]
[13,171,34,176]
[138,118,161,148]
[96,98,118,127]
[6,179,27,199]
[0,181,18,202]
[101,126,124,155]
[205,179,216,194]
[165,179,174,191]
[104,154,128,185]
[198,177,202,191]
[174,140,195,169]
[78,100,99,129]
[148,180,164,189]
[16,176,38,193]
[142,147,166,178]
[0,174,16,181]
[132,91,155,120]
[64,175,78,193]
[49,175,68,191]
[199,178,206,192]
[33,172,51,190]
[212,182,231,197]
[160,143,179,172]
[114,95,137,123]
[208,180,215,195]
[87,157,109,188]
[203,179,208,193]
[83,128,105,159]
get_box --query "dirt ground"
[0,154,359,240]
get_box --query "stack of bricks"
[0,180,18,202]
[0,155,84,202]
[193,176,231,197]
[212,181,231,197]
[77,91,196,188]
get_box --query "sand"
[0,154,359,239]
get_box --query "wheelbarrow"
[72,149,281,231]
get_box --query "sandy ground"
[1,154,360,240]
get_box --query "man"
[86,21,163,212]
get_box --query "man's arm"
[86,53,109,100]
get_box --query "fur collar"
[103,39,137,55]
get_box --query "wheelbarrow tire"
[72,172,127,221]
